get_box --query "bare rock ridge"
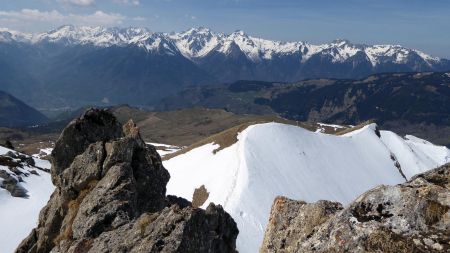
[16,108,238,253]
[261,164,450,253]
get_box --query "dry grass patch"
[424,200,449,225]
[365,228,415,252]
[138,213,159,236]
[335,120,376,136]
[192,185,209,208]
[54,180,98,245]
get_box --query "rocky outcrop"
[16,108,238,253]
[0,151,45,198]
[261,164,450,253]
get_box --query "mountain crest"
[1,25,444,66]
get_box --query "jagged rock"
[51,108,123,186]
[0,171,28,197]
[261,197,342,252]
[16,109,238,253]
[2,140,15,150]
[0,151,39,198]
[260,164,450,253]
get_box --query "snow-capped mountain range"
[1,25,450,111]
[0,25,444,67]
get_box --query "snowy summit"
[0,25,444,67]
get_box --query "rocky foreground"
[261,163,450,252]
[16,109,238,253]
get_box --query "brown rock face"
[16,108,238,253]
[261,164,450,253]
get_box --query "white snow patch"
[148,143,181,158]
[164,122,450,253]
[0,147,54,253]
[316,123,347,132]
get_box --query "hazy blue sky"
[1,0,449,57]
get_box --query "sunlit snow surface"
[0,147,54,253]
[165,123,450,253]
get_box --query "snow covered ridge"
[0,25,444,66]
[163,122,450,253]
[0,146,54,253]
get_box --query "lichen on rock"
[261,164,450,253]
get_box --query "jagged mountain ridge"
[1,26,449,112]
[1,25,446,67]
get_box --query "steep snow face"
[380,132,450,178]
[168,27,222,58]
[1,26,443,66]
[164,123,450,253]
[0,147,54,253]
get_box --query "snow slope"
[164,123,450,253]
[0,147,54,253]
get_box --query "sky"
[0,0,449,58]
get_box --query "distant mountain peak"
[184,26,212,35]
[331,38,351,45]
[0,25,445,66]
[231,29,246,36]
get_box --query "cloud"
[60,0,96,6]
[0,9,126,28]
[184,14,197,20]
[113,0,140,5]
[58,0,140,7]
[133,16,146,21]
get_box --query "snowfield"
[164,123,450,253]
[0,147,54,253]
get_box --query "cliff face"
[16,108,238,253]
[261,164,450,253]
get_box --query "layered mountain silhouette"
[1,26,449,112]
[0,90,48,127]
[158,72,450,146]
